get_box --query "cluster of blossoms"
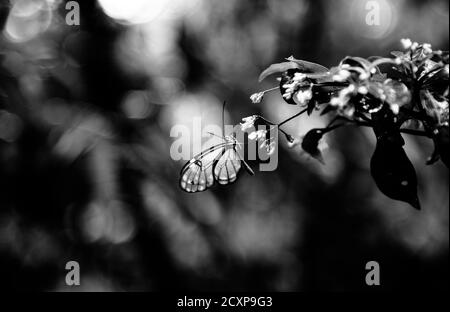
[238,39,449,209]
[240,115,276,155]
[280,72,313,105]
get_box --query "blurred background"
[0,0,448,291]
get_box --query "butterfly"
[179,103,254,193]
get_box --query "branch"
[277,108,308,127]
[399,128,432,137]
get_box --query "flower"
[359,72,370,80]
[329,85,357,117]
[282,81,297,99]
[401,38,412,49]
[390,103,400,114]
[294,87,313,105]
[332,69,351,82]
[293,72,307,82]
[259,139,276,155]
[282,73,312,101]
[240,115,257,131]
[250,92,264,104]
[248,129,267,140]
[422,43,433,55]
[358,86,368,95]
[266,141,276,155]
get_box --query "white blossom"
[294,88,313,105]
[250,92,264,104]
[240,115,257,131]
[248,129,267,140]
[390,103,400,115]
[332,70,350,82]
[265,141,276,155]
[401,38,412,49]
[293,72,307,82]
[358,86,368,95]
[282,81,297,99]
[422,43,432,55]
[359,72,370,80]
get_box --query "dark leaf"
[320,104,336,116]
[313,82,348,93]
[307,100,317,116]
[301,128,325,164]
[311,83,343,106]
[370,106,403,143]
[370,137,421,209]
[435,125,449,168]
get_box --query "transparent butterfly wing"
[180,143,228,192]
[213,146,242,185]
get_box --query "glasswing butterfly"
[179,102,254,193]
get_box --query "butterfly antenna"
[206,132,225,140]
[222,101,226,141]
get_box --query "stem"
[399,128,432,137]
[314,82,349,88]
[277,108,308,127]
[262,86,280,94]
[254,115,293,140]
[277,127,291,138]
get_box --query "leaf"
[320,104,336,116]
[370,137,420,209]
[435,125,449,168]
[285,56,329,73]
[301,128,325,164]
[258,61,300,82]
[312,82,346,105]
[258,57,329,83]
[307,100,316,116]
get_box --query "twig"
[278,108,308,127]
